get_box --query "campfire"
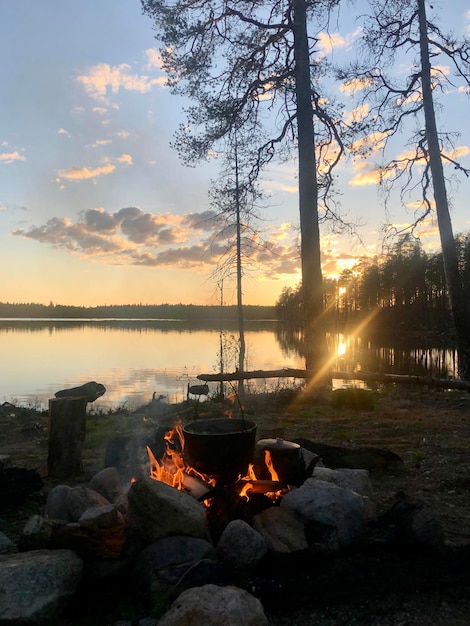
[144,416,309,535]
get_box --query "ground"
[1,384,470,624]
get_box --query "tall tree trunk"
[417,0,470,379]
[292,0,327,378]
[234,141,246,396]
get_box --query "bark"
[235,142,246,397]
[417,0,470,379]
[48,397,87,478]
[292,0,327,377]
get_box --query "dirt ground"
[1,384,470,624]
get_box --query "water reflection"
[1,319,459,410]
[274,324,458,380]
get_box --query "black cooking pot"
[182,418,257,484]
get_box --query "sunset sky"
[1,1,469,307]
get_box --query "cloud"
[350,131,388,157]
[317,27,362,56]
[57,128,70,136]
[0,150,26,165]
[55,152,136,185]
[349,142,469,187]
[344,104,369,125]
[76,61,166,104]
[56,163,116,182]
[10,206,302,276]
[349,162,381,187]
[117,153,133,166]
[144,48,164,70]
[340,77,374,95]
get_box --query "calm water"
[0,319,459,411]
[0,319,305,411]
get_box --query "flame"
[146,423,285,504]
[264,450,280,481]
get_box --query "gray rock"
[126,477,210,544]
[88,466,126,503]
[79,503,125,530]
[0,549,83,623]
[281,478,373,549]
[311,466,374,498]
[131,535,216,595]
[19,515,67,551]
[44,484,73,520]
[253,506,308,553]
[66,485,111,522]
[158,584,268,625]
[216,519,267,570]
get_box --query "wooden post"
[48,397,87,478]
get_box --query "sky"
[1,1,469,308]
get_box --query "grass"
[331,387,376,411]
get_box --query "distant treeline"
[275,235,470,342]
[0,302,276,321]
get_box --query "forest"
[275,235,470,343]
[0,301,275,322]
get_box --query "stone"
[131,535,216,595]
[44,484,74,520]
[0,549,83,623]
[66,485,111,522]
[79,504,125,530]
[281,478,373,550]
[158,584,268,625]
[216,519,267,570]
[311,466,374,498]
[253,506,308,553]
[88,466,126,503]
[126,477,210,544]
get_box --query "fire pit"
[182,417,257,484]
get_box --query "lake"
[1,319,459,411]
[0,319,305,411]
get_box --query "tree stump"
[48,397,87,478]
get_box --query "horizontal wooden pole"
[197,368,470,391]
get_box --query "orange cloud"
[117,154,133,166]
[56,164,116,182]
[76,63,166,103]
[0,151,25,164]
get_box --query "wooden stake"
[48,397,87,478]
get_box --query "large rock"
[253,506,308,553]
[131,535,216,595]
[281,478,374,550]
[311,466,374,498]
[88,466,126,504]
[216,519,267,570]
[66,485,111,521]
[126,477,210,544]
[0,549,83,623]
[158,584,268,625]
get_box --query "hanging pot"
[182,418,257,484]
